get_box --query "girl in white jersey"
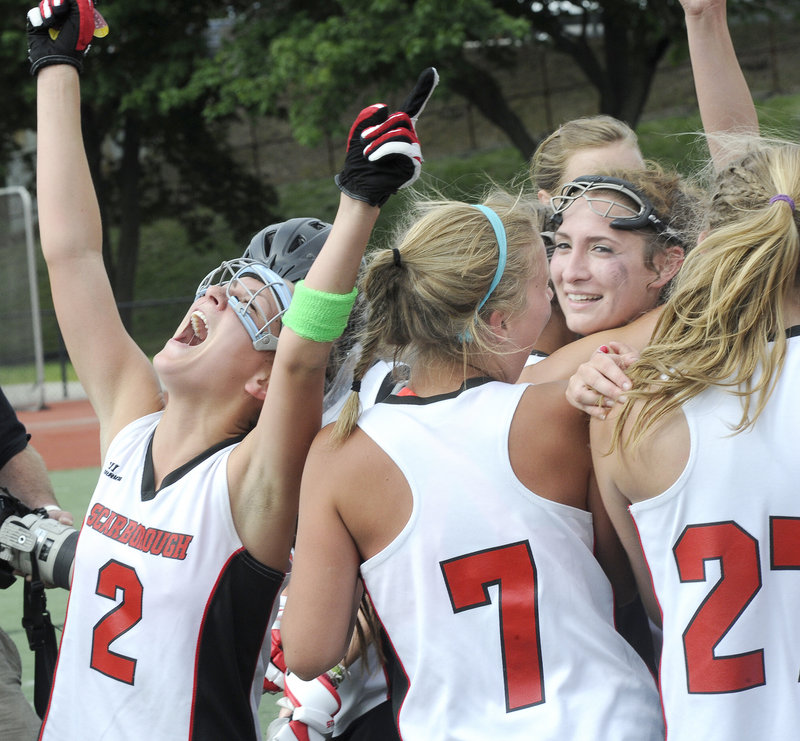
[591,138,800,740]
[280,190,664,740]
[28,2,436,737]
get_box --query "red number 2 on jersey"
[673,517,800,694]
[90,560,143,685]
[440,540,544,711]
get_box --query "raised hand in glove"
[27,0,108,75]
[335,67,439,207]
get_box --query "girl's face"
[154,276,275,392]
[549,197,667,336]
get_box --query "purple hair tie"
[769,194,796,211]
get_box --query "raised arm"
[32,2,163,449]
[681,0,760,168]
[229,69,439,569]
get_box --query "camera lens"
[23,514,77,590]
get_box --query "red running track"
[17,399,101,471]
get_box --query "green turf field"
[1,466,282,732]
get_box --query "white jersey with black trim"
[40,412,284,741]
[357,380,663,741]
[630,329,800,740]
[525,349,549,366]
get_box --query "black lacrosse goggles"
[549,175,683,244]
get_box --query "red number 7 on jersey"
[441,540,544,711]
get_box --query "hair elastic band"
[769,194,796,211]
[472,204,508,310]
[392,248,402,267]
[350,379,362,393]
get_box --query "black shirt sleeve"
[0,388,30,470]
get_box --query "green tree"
[503,0,687,129]
[191,0,783,161]
[178,0,535,155]
[0,0,38,182]
[1,0,279,328]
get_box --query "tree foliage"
[182,0,782,161]
[175,0,532,152]
[0,0,279,325]
[1,0,792,320]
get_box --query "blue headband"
[473,204,508,310]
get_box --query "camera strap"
[22,563,59,718]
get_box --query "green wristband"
[282,281,358,343]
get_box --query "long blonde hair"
[331,189,544,443]
[612,137,800,449]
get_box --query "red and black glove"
[27,0,108,75]
[269,669,344,741]
[263,594,288,693]
[263,623,288,693]
[335,67,439,207]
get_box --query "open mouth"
[565,292,601,304]
[190,311,208,343]
[174,310,208,346]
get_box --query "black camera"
[0,488,77,590]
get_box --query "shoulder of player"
[306,423,392,489]
[518,380,585,428]
[519,309,662,385]
[513,382,590,459]
[591,396,688,502]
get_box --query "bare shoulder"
[304,424,390,490]
[308,423,413,562]
[511,382,592,509]
[516,381,589,437]
[615,309,661,348]
[591,397,690,504]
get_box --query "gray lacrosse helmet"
[244,218,332,283]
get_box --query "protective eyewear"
[549,175,683,244]
[195,258,293,352]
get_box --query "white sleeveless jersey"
[40,413,284,741]
[358,380,663,741]
[525,349,548,366]
[630,331,800,740]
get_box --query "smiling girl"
[547,168,695,338]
